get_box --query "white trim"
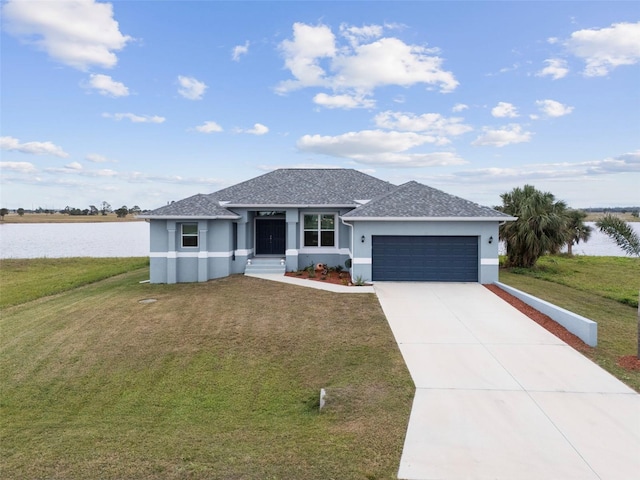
[298,247,341,254]
[481,258,499,265]
[138,215,240,220]
[149,251,235,259]
[353,257,372,265]
[341,216,516,222]
[286,249,299,256]
[235,249,252,256]
[224,203,355,208]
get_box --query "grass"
[0,264,413,479]
[0,257,149,308]
[505,255,639,307]
[500,255,640,391]
[1,213,143,223]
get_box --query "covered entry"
[372,236,478,282]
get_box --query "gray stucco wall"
[346,220,500,284]
[149,219,238,283]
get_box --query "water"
[0,222,149,258]
[499,222,640,257]
[0,221,637,259]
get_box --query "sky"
[1,0,639,211]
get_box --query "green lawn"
[0,265,413,479]
[0,257,149,308]
[500,255,640,391]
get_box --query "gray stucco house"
[140,168,514,284]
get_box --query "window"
[181,223,198,247]
[303,214,335,247]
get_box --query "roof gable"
[144,194,238,218]
[343,181,511,219]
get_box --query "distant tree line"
[0,202,147,219]
[61,202,143,218]
[583,207,639,217]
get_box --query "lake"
[0,222,149,258]
[0,221,638,259]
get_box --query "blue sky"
[1,0,639,211]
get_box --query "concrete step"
[244,258,286,275]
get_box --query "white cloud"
[452,103,468,112]
[0,136,69,157]
[2,0,132,70]
[232,41,250,61]
[244,123,269,135]
[278,23,336,92]
[536,58,569,80]
[85,153,116,163]
[536,99,574,117]
[102,113,165,123]
[491,102,519,118]
[339,23,384,46]
[429,150,640,185]
[0,161,37,173]
[565,21,640,76]
[584,150,640,174]
[276,22,458,104]
[64,161,83,170]
[195,121,223,133]
[313,93,375,109]
[374,111,473,141]
[177,75,207,100]
[472,124,532,147]
[296,129,467,167]
[85,73,129,97]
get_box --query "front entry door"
[255,219,286,255]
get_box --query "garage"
[372,236,479,282]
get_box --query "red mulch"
[484,284,593,353]
[285,269,353,286]
[618,356,640,371]
[485,284,640,372]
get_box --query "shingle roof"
[342,181,512,219]
[142,170,510,220]
[209,168,396,205]
[142,194,239,218]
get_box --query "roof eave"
[222,203,357,209]
[137,214,241,220]
[340,216,518,222]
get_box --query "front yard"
[0,269,413,479]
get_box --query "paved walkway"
[374,282,640,480]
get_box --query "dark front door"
[255,219,286,255]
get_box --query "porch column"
[198,221,208,282]
[285,209,298,271]
[166,220,177,284]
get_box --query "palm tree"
[497,185,568,268]
[565,209,592,255]
[596,213,640,257]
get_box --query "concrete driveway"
[374,282,640,480]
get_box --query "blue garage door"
[372,236,478,282]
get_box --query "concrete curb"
[245,273,376,293]
[494,282,598,347]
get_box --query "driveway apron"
[374,282,640,480]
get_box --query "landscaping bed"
[286,264,359,286]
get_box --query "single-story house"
[140,168,515,284]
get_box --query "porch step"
[244,258,286,275]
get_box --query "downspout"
[340,216,354,275]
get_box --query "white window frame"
[181,223,199,248]
[300,213,337,249]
